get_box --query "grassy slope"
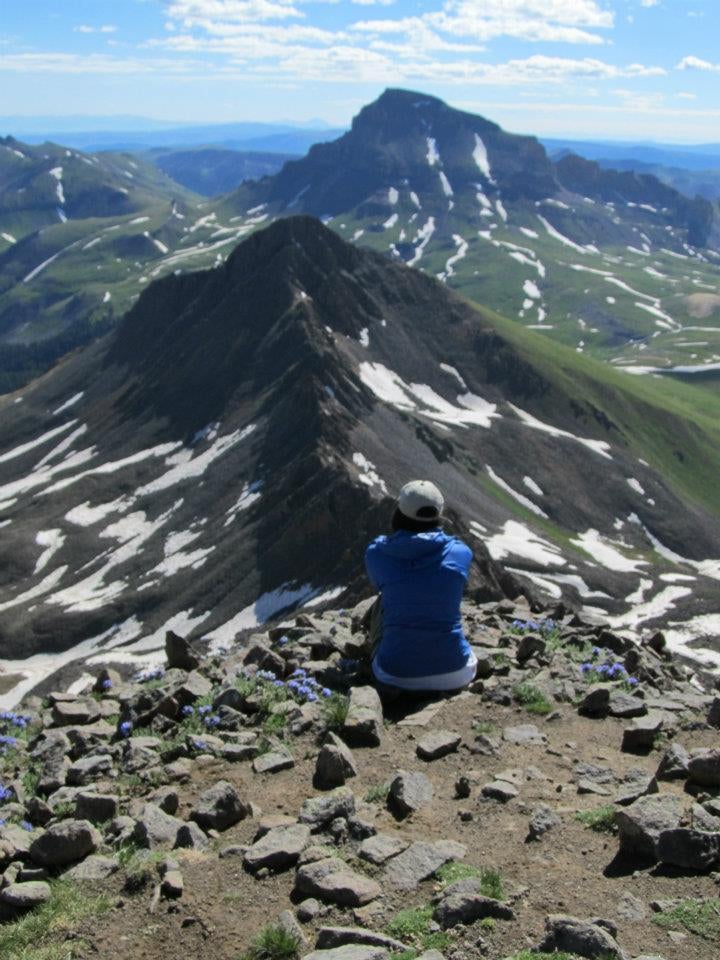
[470,297,720,517]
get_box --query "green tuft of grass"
[320,692,350,732]
[262,713,288,737]
[237,923,301,960]
[473,720,497,735]
[653,898,720,942]
[364,782,391,804]
[386,906,450,954]
[512,683,553,715]
[21,764,41,798]
[479,917,496,931]
[0,880,111,960]
[575,805,618,834]
[50,801,76,819]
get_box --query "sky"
[1,0,719,142]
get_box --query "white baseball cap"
[397,480,444,522]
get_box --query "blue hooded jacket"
[365,529,473,678]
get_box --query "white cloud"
[0,53,204,75]
[74,25,118,34]
[166,0,303,24]
[640,0,659,7]
[352,0,395,5]
[677,55,720,72]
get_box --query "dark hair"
[391,506,442,533]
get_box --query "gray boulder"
[388,771,433,817]
[434,892,514,928]
[537,914,626,959]
[656,828,720,872]
[342,687,384,747]
[314,734,358,790]
[244,823,311,872]
[190,780,250,831]
[302,947,388,960]
[295,857,381,906]
[315,928,405,952]
[0,881,52,909]
[74,792,119,823]
[655,743,690,781]
[299,787,355,831]
[527,804,561,840]
[616,794,683,861]
[66,754,113,786]
[384,840,466,890]
[416,731,462,761]
[29,819,101,867]
[132,804,184,850]
[621,714,663,753]
[687,749,720,788]
[165,630,200,671]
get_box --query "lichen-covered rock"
[190,780,250,831]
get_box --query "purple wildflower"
[119,721,133,738]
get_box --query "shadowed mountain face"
[1,216,720,704]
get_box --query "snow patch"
[426,137,440,166]
[472,134,495,183]
[571,529,647,573]
[483,520,565,568]
[509,404,612,459]
[486,466,547,518]
[34,529,65,574]
[352,452,387,495]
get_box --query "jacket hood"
[374,529,451,567]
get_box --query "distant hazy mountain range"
[1,89,719,395]
[1,216,719,702]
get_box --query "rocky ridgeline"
[1,596,719,959]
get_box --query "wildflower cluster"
[283,668,332,704]
[510,618,558,636]
[580,647,638,688]
[180,704,222,730]
[133,667,165,684]
[118,720,133,738]
[0,782,14,803]
[0,710,31,758]
[100,678,113,691]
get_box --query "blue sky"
[1,1,719,141]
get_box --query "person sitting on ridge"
[365,479,477,693]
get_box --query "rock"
[416,731,462,761]
[244,824,311,872]
[616,794,683,861]
[165,630,200,671]
[29,820,101,867]
[74,792,119,823]
[161,869,184,898]
[0,881,52,909]
[388,771,434,817]
[301,946,388,960]
[277,908,307,948]
[147,787,179,816]
[384,840,466,890]
[516,632,546,663]
[299,788,356,831]
[358,833,409,866]
[691,803,720,832]
[705,697,720,727]
[616,892,647,921]
[175,822,210,850]
[621,714,663,753]
[537,914,626,959]
[253,749,295,774]
[66,754,113,786]
[481,781,518,803]
[687,749,720,787]
[190,780,250,831]
[315,928,406,952]
[608,691,647,719]
[297,898,322,922]
[577,686,611,718]
[656,829,720,872]
[656,743,690,781]
[502,724,546,745]
[434,892,514,928]
[527,804,561,841]
[295,857,381,906]
[614,770,658,806]
[132,804,184,850]
[51,699,100,727]
[315,734,358,790]
[173,670,213,705]
[342,687,384,747]
[64,855,118,881]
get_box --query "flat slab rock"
[502,724,546,745]
[253,750,295,774]
[358,833,409,866]
[244,823,311,872]
[383,839,466,890]
[301,946,389,960]
[416,730,462,761]
[295,857,382,906]
[315,928,406,952]
[388,771,434,817]
[0,881,52,909]
[537,914,625,960]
